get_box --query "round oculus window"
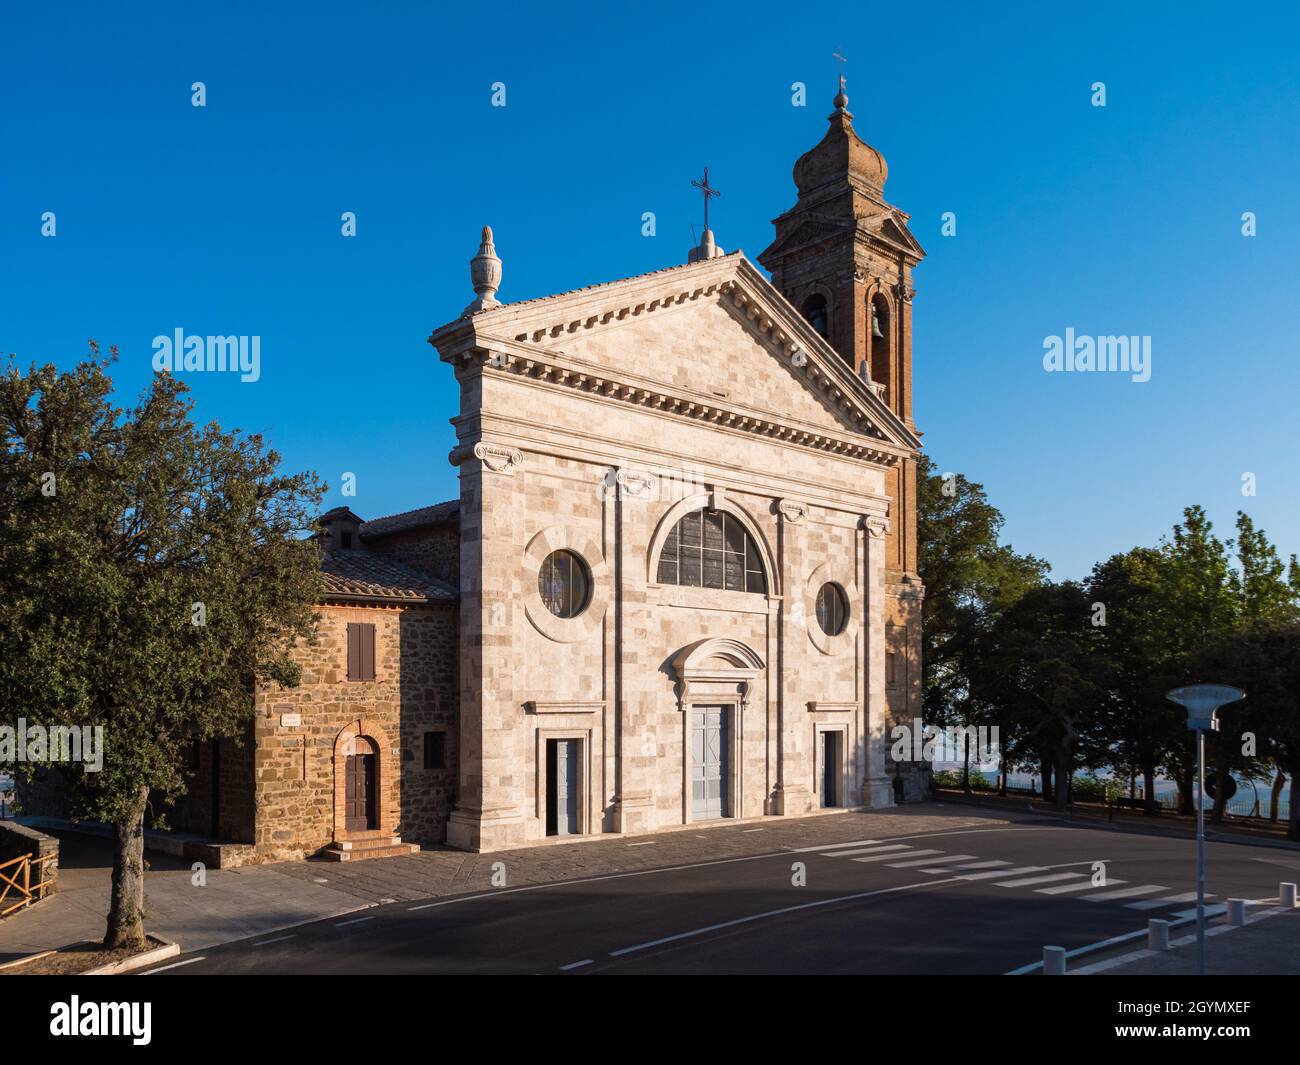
[538,550,591,619]
[815,582,849,636]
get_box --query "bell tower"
[759,83,927,799]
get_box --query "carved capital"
[778,500,809,525]
[473,442,524,474]
[616,468,656,498]
[863,514,890,539]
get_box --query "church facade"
[176,87,929,861]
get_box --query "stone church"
[181,85,928,862]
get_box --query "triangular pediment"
[862,210,926,259]
[759,215,853,261]
[430,253,919,458]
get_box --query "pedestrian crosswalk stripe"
[888,853,978,869]
[945,860,1012,871]
[1036,878,1127,895]
[793,839,880,853]
[881,850,947,867]
[852,848,934,864]
[1172,903,1226,920]
[994,871,1085,888]
[827,844,912,858]
[1126,891,1203,910]
[1082,884,1165,902]
[958,865,1047,881]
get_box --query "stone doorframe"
[532,726,593,837]
[670,637,765,825]
[812,720,851,807]
[332,718,395,842]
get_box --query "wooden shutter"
[347,622,376,681]
[347,623,361,680]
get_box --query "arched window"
[656,509,767,594]
[801,293,829,339]
[870,294,891,396]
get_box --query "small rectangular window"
[347,622,376,681]
[886,652,898,687]
[423,731,446,770]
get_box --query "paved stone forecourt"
[0,807,988,959]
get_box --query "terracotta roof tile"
[359,500,460,539]
[321,550,457,604]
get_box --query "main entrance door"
[345,737,377,832]
[546,738,579,836]
[691,706,730,820]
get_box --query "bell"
[871,309,884,339]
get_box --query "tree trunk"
[1055,744,1072,812]
[1289,775,1300,843]
[1040,755,1054,802]
[1179,764,1195,816]
[1142,759,1157,816]
[961,729,972,793]
[1270,765,1285,822]
[1210,740,1229,824]
[104,784,150,949]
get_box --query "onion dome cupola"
[792,88,888,197]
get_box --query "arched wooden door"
[345,736,378,832]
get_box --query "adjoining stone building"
[31,87,928,863]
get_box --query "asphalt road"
[145,816,1300,975]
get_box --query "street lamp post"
[1165,684,1246,976]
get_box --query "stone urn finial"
[463,225,502,316]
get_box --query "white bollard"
[1227,898,1247,926]
[1043,945,1066,975]
[1148,918,1171,950]
[1281,882,1298,909]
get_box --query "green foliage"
[1069,775,1122,803]
[916,454,1047,743]
[0,350,324,825]
[921,469,1300,832]
[931,769,994,791]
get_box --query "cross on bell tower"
[833,46,848,96]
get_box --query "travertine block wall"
[446,292,900,850]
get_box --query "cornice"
[453,338,909,467]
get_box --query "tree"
[916,455,1046,792]
[972,581,1111,810]
[1150,506,1238,815]
[0,349,323,948]
[1086,548,1181,813]
[1192,622,1300,841]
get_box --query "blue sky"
[2,1,1297,579]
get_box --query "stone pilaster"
[612,467,654,834]
[773,499,811,815]
[446,440,527,851]
[860,513,894,808]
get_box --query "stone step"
[335,832,403,849]
[319,847,416,863]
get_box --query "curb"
[85,936,181,976]
[0,948,56,971]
